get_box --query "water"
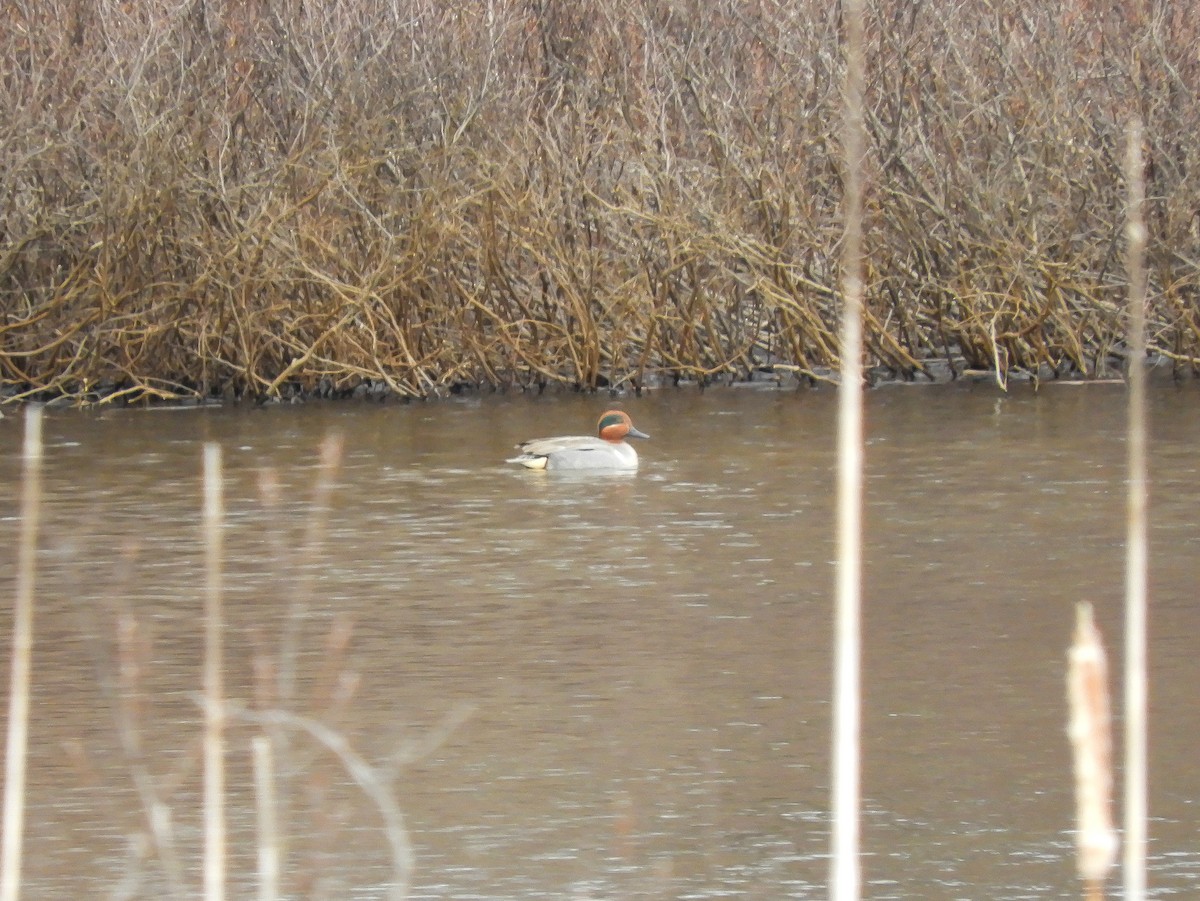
[0,383,1197,898]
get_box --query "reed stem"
[832,0,865,897]
[1122,117,1149,901]
[203,444,226,901]
[1,407,43,901]
[253,736,280,901]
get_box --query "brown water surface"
[0,384,1197,898]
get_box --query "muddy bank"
[6,353,1188,412]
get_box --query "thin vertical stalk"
[1,407,43,901]
[1122,117,1148,901]
[832,0,865,899]
[252,736,279,901]
[203,444,226,901]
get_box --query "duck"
[507,410,649,471]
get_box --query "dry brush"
[1,0,1197,403]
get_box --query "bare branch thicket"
[1,0,1198,402]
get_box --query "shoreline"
[2,356,1188,412]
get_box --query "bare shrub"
[1,0,1197,402]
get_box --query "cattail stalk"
[1068,602,1118,900]
[1122,117,1149,901]
[1,407,43,901]
[832,0,866,898]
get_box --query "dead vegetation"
[1,0,1197,403]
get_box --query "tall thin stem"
[832,0,865,898]
[203,444,226,901]
[1122,117,1148,901]
[1,407,43,901]
[252,736,279,901]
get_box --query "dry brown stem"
[1,407,42,901]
